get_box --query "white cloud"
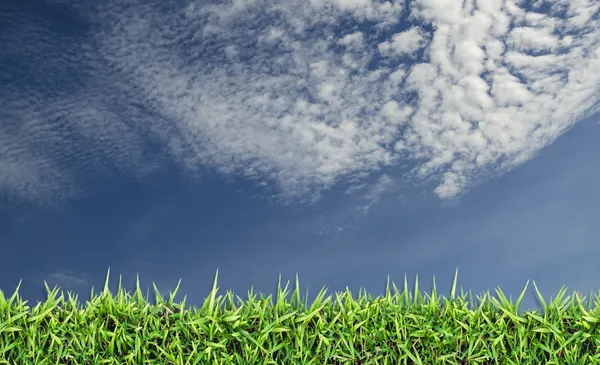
[339,31,364,50]
[507,27,560,53]
[1,0,599,206]
[357,174,396,215]
[378,27,427,58]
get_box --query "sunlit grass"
[1,267,599,364]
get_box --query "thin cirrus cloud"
[1,0,599,207]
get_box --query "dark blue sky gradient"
[1,0,599,315]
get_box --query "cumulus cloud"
[378,27,427,58]
[1,0,599,206]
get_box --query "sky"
[1,0,599,316]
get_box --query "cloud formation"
[1,0,599,206]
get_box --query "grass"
[0,267,599,364]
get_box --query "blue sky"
[1,0,599,315]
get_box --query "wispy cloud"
[1,0,598,206]
[355,174,398,215]
[29,269,91,302]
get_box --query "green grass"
[1,267,599,364]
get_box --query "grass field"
[1,267,599,364]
